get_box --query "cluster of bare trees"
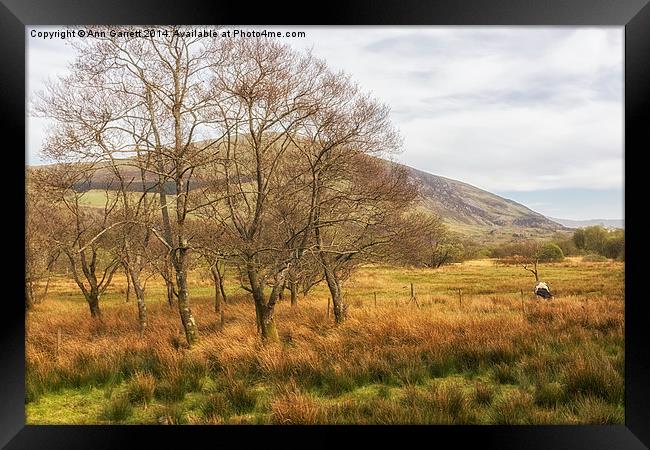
[27,29,443,345]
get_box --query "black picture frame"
[3,1,648,448]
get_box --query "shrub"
[582,253,608,262]
[554,237,578,257]
[603,234,624,260]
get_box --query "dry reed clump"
[101,392,133,422]
[270,384,327,424]
[571,396,624,424]
[218,377,258,413]
[426,382,474,423]
[492,362,520,385]
[323,382,476,424]
[126,371,156,405]
[200,392,232,422]
[533,381,567,407]
[490,390,535,424]
[474,380,495,405]
[519,350,570,386]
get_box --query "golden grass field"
[25,257,624,424]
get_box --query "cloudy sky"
[26,26,623,220]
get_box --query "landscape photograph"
[25,25,624,425]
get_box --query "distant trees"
[190,219,228,315]
[491,240,564,263]
[573,226,624,261]
[492,226,624,265]
[491,239,564,283]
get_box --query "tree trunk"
[260,304,278,341]
[86,291,101,318]
[162,259,175,307]
[218,262,228,305]
[247,261,279,342]
[174,250,199,346]
[210,264,223,314]
[323,266,346,323]
[253,299,278,342]
[124,264,131,302]
[165,279,175,307]
[128,268,147,338]
[41,274,51,302]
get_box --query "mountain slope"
[398,164,564,238]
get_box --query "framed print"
[3,0,649,448]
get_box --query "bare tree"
[287,75,410,323]
[193,38,333,340]
[313,156,417,323]
[30,164,121,318]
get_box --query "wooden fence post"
[409,283,420,307]
[374,292,377,308]
[520,289,525,315]
[458,289,462,307]
[327,296,331,320]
